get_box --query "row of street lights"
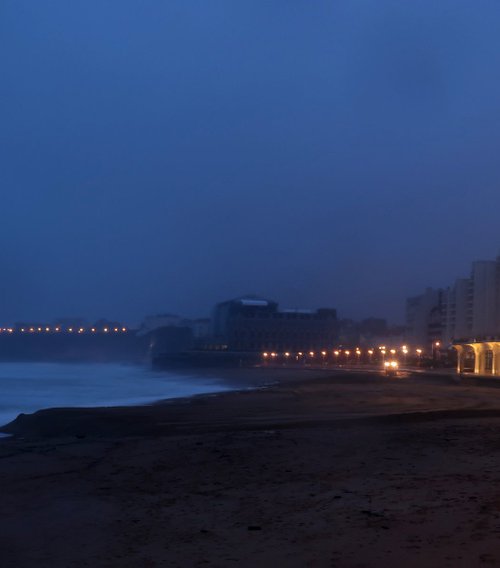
[0,327,128,334]
[262,345,426,359]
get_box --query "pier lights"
[104,328,109,333]
[55,327,60,332]
[45,327,50,332]
[68,328,73,333]
[91,328,96,333]
[21,328,25,333]
[122,327,126,332]
[37,327,42,332]
[114,328,119,332]
[29,328,34,332]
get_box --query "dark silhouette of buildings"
[211,296,338,352]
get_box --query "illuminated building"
[454,340,500,375]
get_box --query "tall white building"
[470,261,500,336]
[410,256,500,346]
[443,278,471,342]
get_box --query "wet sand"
[3,368,500,567]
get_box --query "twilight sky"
[2,1,500,325]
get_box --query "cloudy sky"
[2,1,500,325]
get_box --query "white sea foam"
[0,362,230,428]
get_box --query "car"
[384,360,399,376]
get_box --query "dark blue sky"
[2,1,500,325]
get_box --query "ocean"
[0,361,230,431]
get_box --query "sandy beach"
[3,368,500,567]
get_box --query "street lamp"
[381,349,386,365]
[402,346,408,365]
[355,349,361,365]
[432,341,441,366]
[333,350,340,365]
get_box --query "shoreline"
[0,366,332,437]
[0,366,493,440]
[4,369,500,566]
